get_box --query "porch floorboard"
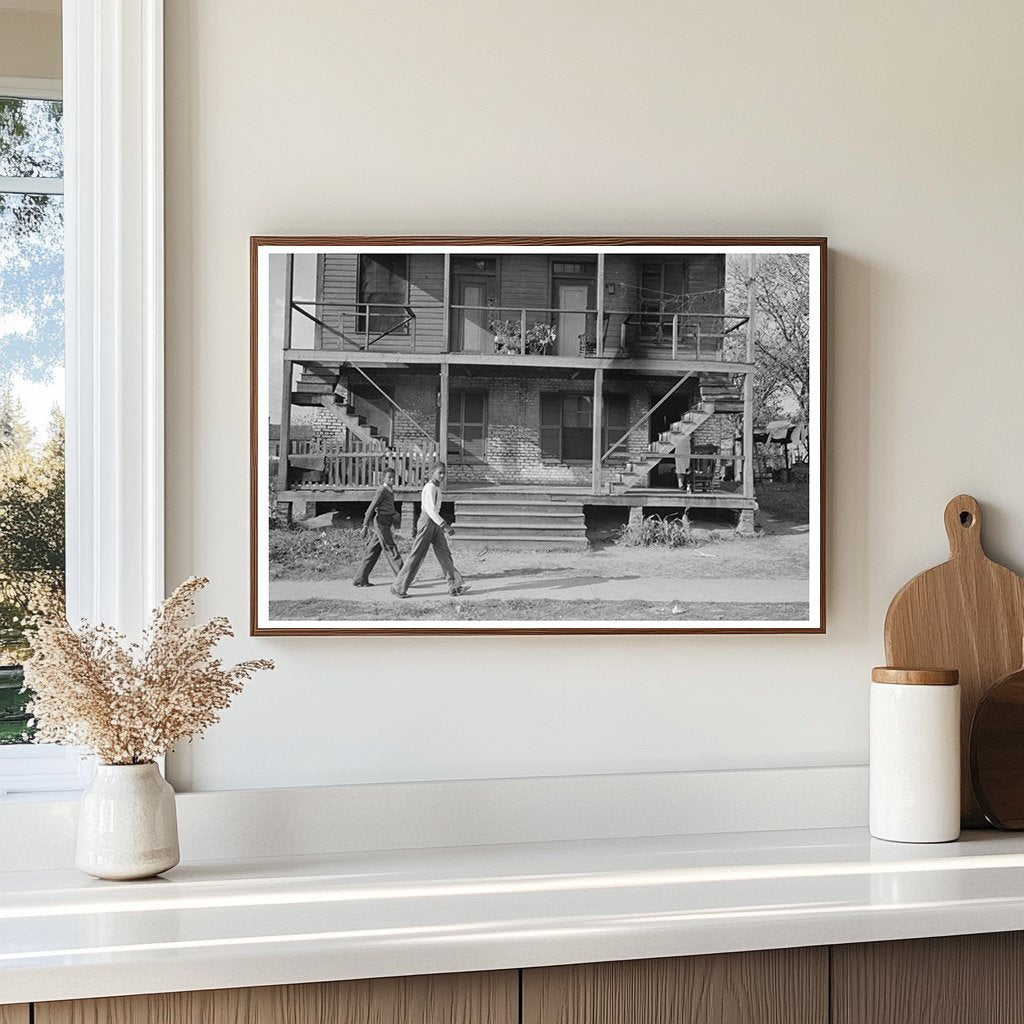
[280,486,757,510]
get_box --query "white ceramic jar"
[76,762,180,880]
[870,667,961,843]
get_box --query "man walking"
[390,463,468,598]
[353,467,403,587]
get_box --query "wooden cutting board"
[884,494,1024,826]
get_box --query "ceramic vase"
[76,762,180,880]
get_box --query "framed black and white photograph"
[251,237,826,635]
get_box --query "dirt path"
[270,572,809,604]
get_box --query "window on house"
[551,261,595,277]
[0,93,65,751]
[447,390,487,463]
[450,256,496,275]
[639,261,686,340]
[357,254,409,336]
[603,394,629,455]
[540,392,629,461]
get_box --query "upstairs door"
[451,257,497,353]
[556,284,590,357]
[456,280,490,352]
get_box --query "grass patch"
[269,526,409,580]
[270,597,809,623]
[757,479,810,523]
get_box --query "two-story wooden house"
[273,248,758,548]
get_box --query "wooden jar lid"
[871,667,960,686]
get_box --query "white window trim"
[0,76,62,101]
[0,2,165,797]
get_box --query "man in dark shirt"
[353,468,403,587]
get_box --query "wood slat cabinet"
[34,971,517,1024]
[831,932,1024,1024]
[522,948,828,1024]
[14,933,1024,1024]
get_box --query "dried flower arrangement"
[23,577,273,765]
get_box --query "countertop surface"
[4,826,1024,1004]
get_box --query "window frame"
[0,0,166,796]
[447,389,488,464]
[639,259,688,341]
[356,253,410,336]
[539,391,628,463]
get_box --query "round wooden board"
[971,664,1024,829]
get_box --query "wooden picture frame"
[251,237,827,635]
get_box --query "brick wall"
[309,406,345,446]
[325,369,739,485]
[694,412,741,449]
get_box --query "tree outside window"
[0,95,65,744]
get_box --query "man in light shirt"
[390,463,468,598]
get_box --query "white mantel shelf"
[5,826,1024,1004]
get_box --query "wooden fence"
[290,437,441,490]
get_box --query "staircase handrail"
[346,363,438,448]
[600,370,695,463]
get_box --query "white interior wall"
[163,0,1024,792]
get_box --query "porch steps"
[453,494,588,550]
[698,379,744,414]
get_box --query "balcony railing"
[290,300,426,351]
[449,304,598,357]
[287,300,752,361]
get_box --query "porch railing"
[449,304,600,357]
[447,305,752,361]
[285,299,752,362]
[628,311,751,361]
[290,438,441,490]
[290,301,425,351]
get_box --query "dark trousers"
[353,517,403,584]
[391,518,463,595]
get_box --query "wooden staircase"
[453,493,588,550]
[608,377,743,493]
[291,366,387,450]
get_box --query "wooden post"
[671,314,679,360]
[283,253,294,350]
[743,260,757,500]
[439,362,450,463]
[595,252,605,357]
[591,367,604,494]
[442,253,451,352]
[277,354,293,494]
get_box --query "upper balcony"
[286,298,752,367]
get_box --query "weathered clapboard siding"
[312,252,726,356]
[317,254,358,349]
[407,254,445,352]
[498,254,551,317]
[317,254,445,353]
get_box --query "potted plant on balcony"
[23,576,273,880]
[525,323,557,355]
[489,318,521,355]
